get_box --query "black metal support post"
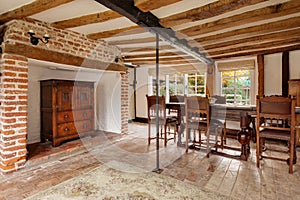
[153,32,162,173]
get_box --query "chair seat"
[210,119,225,126]
[166,116,178,123]
[187,120,207,130]
[260,129,291,141]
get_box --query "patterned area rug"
[26,162,229,200]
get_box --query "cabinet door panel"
[76,86,93,109]
[57,86,74,111]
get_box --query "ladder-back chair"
[256,95,296,173]
[185,96,225,157]
[146,95,178,146]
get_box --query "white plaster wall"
[290,50,300,79]
[95,72,121,133]
[135,67,150,118]
[27,61,121,144]
[264,53,282,96]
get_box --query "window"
[150,72,206,98]
[187,72,206,96]
[221,70,251,105]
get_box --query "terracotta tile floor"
[1,122,300,200]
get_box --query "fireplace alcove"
[25,60,124,163]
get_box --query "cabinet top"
[40,79,94,86]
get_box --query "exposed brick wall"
[3,19,121,64]
[0,19,129,174]
[121,72,129,134]
[0,53,28,173]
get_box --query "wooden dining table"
[166,102,256,160]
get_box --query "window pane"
[188,87,195,95]
[169,74,185,95]
[236,76,250,87]
[222,77,234,88]
[197,87,204,94]
[236,70,250,76]
[197,76,205,85]
[222,71,234,77]
[188,76,195,86]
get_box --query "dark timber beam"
[282,51,289,97]
[94,0,213,65]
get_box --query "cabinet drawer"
[57,122,77,137]
[73,109,93,121]
[76,120,92,132]
[57,111,74,123]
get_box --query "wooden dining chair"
[185,96,224,157]
[256,95,296,173]
[210,95,227,146]
[146,95,178,146]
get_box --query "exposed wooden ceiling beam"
[87,25,140,39]
[160,0,268,27]
[134,0,182,12]
[51,10,122,29]
[0,0,74,24]
[180,0,300,37]
[210,38,300,59]
[194,16,300,45]
[94,0,214,65]
[212,44,300,60]
[204,28,300,52]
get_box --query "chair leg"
[206,130,210,158]
[215,127,218,152]
[193,129,196,146]
[198,128,201,147]
[256,137,261,168]
[289,136,295,174]
[223,122,227,146]
[174,123,177,142]
[164,124,167,146]
[148,122,151,145]
[185,126,189,153]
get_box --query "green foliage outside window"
[222,70,251,105]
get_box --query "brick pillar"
[120,72,129,134]
[0,53,28,173]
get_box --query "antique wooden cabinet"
[41,80,94,146]
[289,79,300,146]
